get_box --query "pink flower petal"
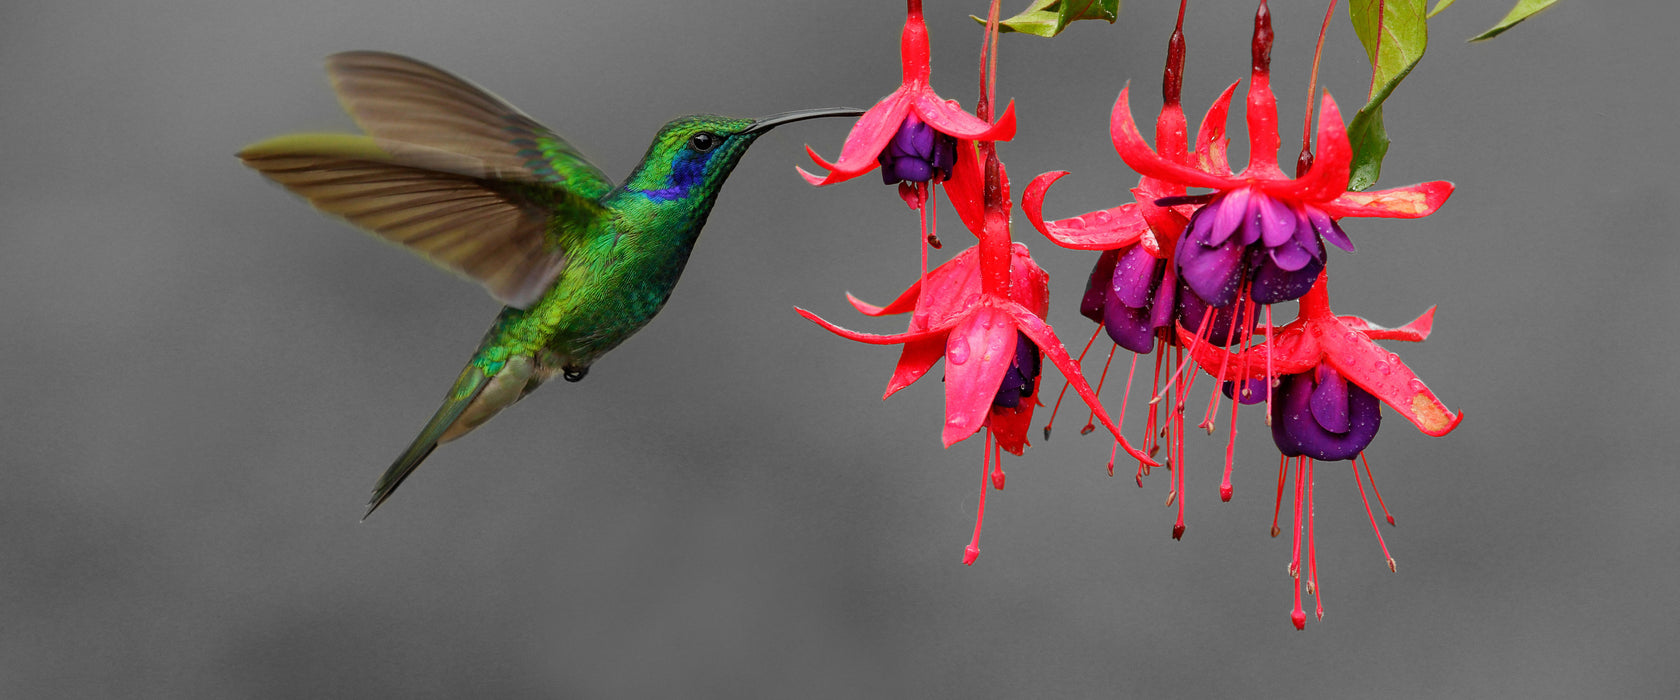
[1110,86,1243,191]
[795,307,957,345]
[1004,301,1156,466]
[847,282,920,317]
[1022,172,1151,250]
[804,89,913,185]
[1264,94,1350,202]
[1342,306,1435,342]
[1177,321,1320,382]
[1243,71,1283,177]
[1195,82,1240,177]
[1154,101,1191,166]
[941,306,1018,447]
[912,93,1017,141]
[1318,322,1462,437]
[885,336,946,399]
[942,140,986,236]
[1320,181,1455,219]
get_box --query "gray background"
[2,0,1675,697]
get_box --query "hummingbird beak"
[743,107,866,135]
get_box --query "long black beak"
[744,107,866,135]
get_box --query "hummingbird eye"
[688,132,720,153]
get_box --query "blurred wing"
[239,133,584,309]
[326,51,615,200]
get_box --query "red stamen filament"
[1199,280,1251,433]
[1143,349,1165,460]
[1151,311,1211,405]
[964,431,994,566]
[1264,304,1275,426]
[1290,455,1308,630]
[1043,325,1102,439]
[1270,453,1287,537]
[1363,451,1396,526]
[1306,459,1323,621]
[1171,340,1188,539]
[1220,383,1240,501]
[1352,453,1397,572]
[1081,344,1118,436]
[916,182,933,281]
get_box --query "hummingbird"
[239,51,860,517]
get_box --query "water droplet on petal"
[1375,361,1391,375]
[948,337,971,365]
[947,415,966,427]
[1407,378,1425,391]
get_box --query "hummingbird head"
[624,108,862,203]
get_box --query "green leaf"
[1469,0,1557,42]
[1345,0,1428,191]
[971,0,1119,39]
[1427,0,1457,19]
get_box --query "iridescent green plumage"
[239,52,859,516]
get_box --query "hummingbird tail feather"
[363,347,540,519]
[363,362,492,519]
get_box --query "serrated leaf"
[1469,0,1557,42]
[1427,0,1457,19]
[971,0,1119,39]
[1346,0,1427,191]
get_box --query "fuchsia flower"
[1110,3,1453,309]
[797,229,1155,565]
[798,0,1015,234]
[1178,272,1462,443]
[1178,271,1462,628]
[798,242,1148,459]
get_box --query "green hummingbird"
[239,51,860,517]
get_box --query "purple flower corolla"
[992,331,1040,409]
[1171,189,1353,307]
[878,113,958,185]
[1270,363,1381,461]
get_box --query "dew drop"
[1343,331,1359,343]
[948,337,971,365]
[1407,378,1425,391]
[947,416,966,427]
[1375,361,1391,376]
[1310,325,1323,336]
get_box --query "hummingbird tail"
[363,362,493,520]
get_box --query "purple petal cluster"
[992,332,1040,409]
[1270,364,1381,461]
[1079,245,1172,354]
[1173,188,1353,307]
[878,113,957,185]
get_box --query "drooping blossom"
[798,0,1016,238]
[798,239,1155,565]
[1111,2,1453,309]
[1177,270,1462,627]
[799,243,1148,459]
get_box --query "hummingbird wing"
[325,51,615,200]
[239,134,590,308]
